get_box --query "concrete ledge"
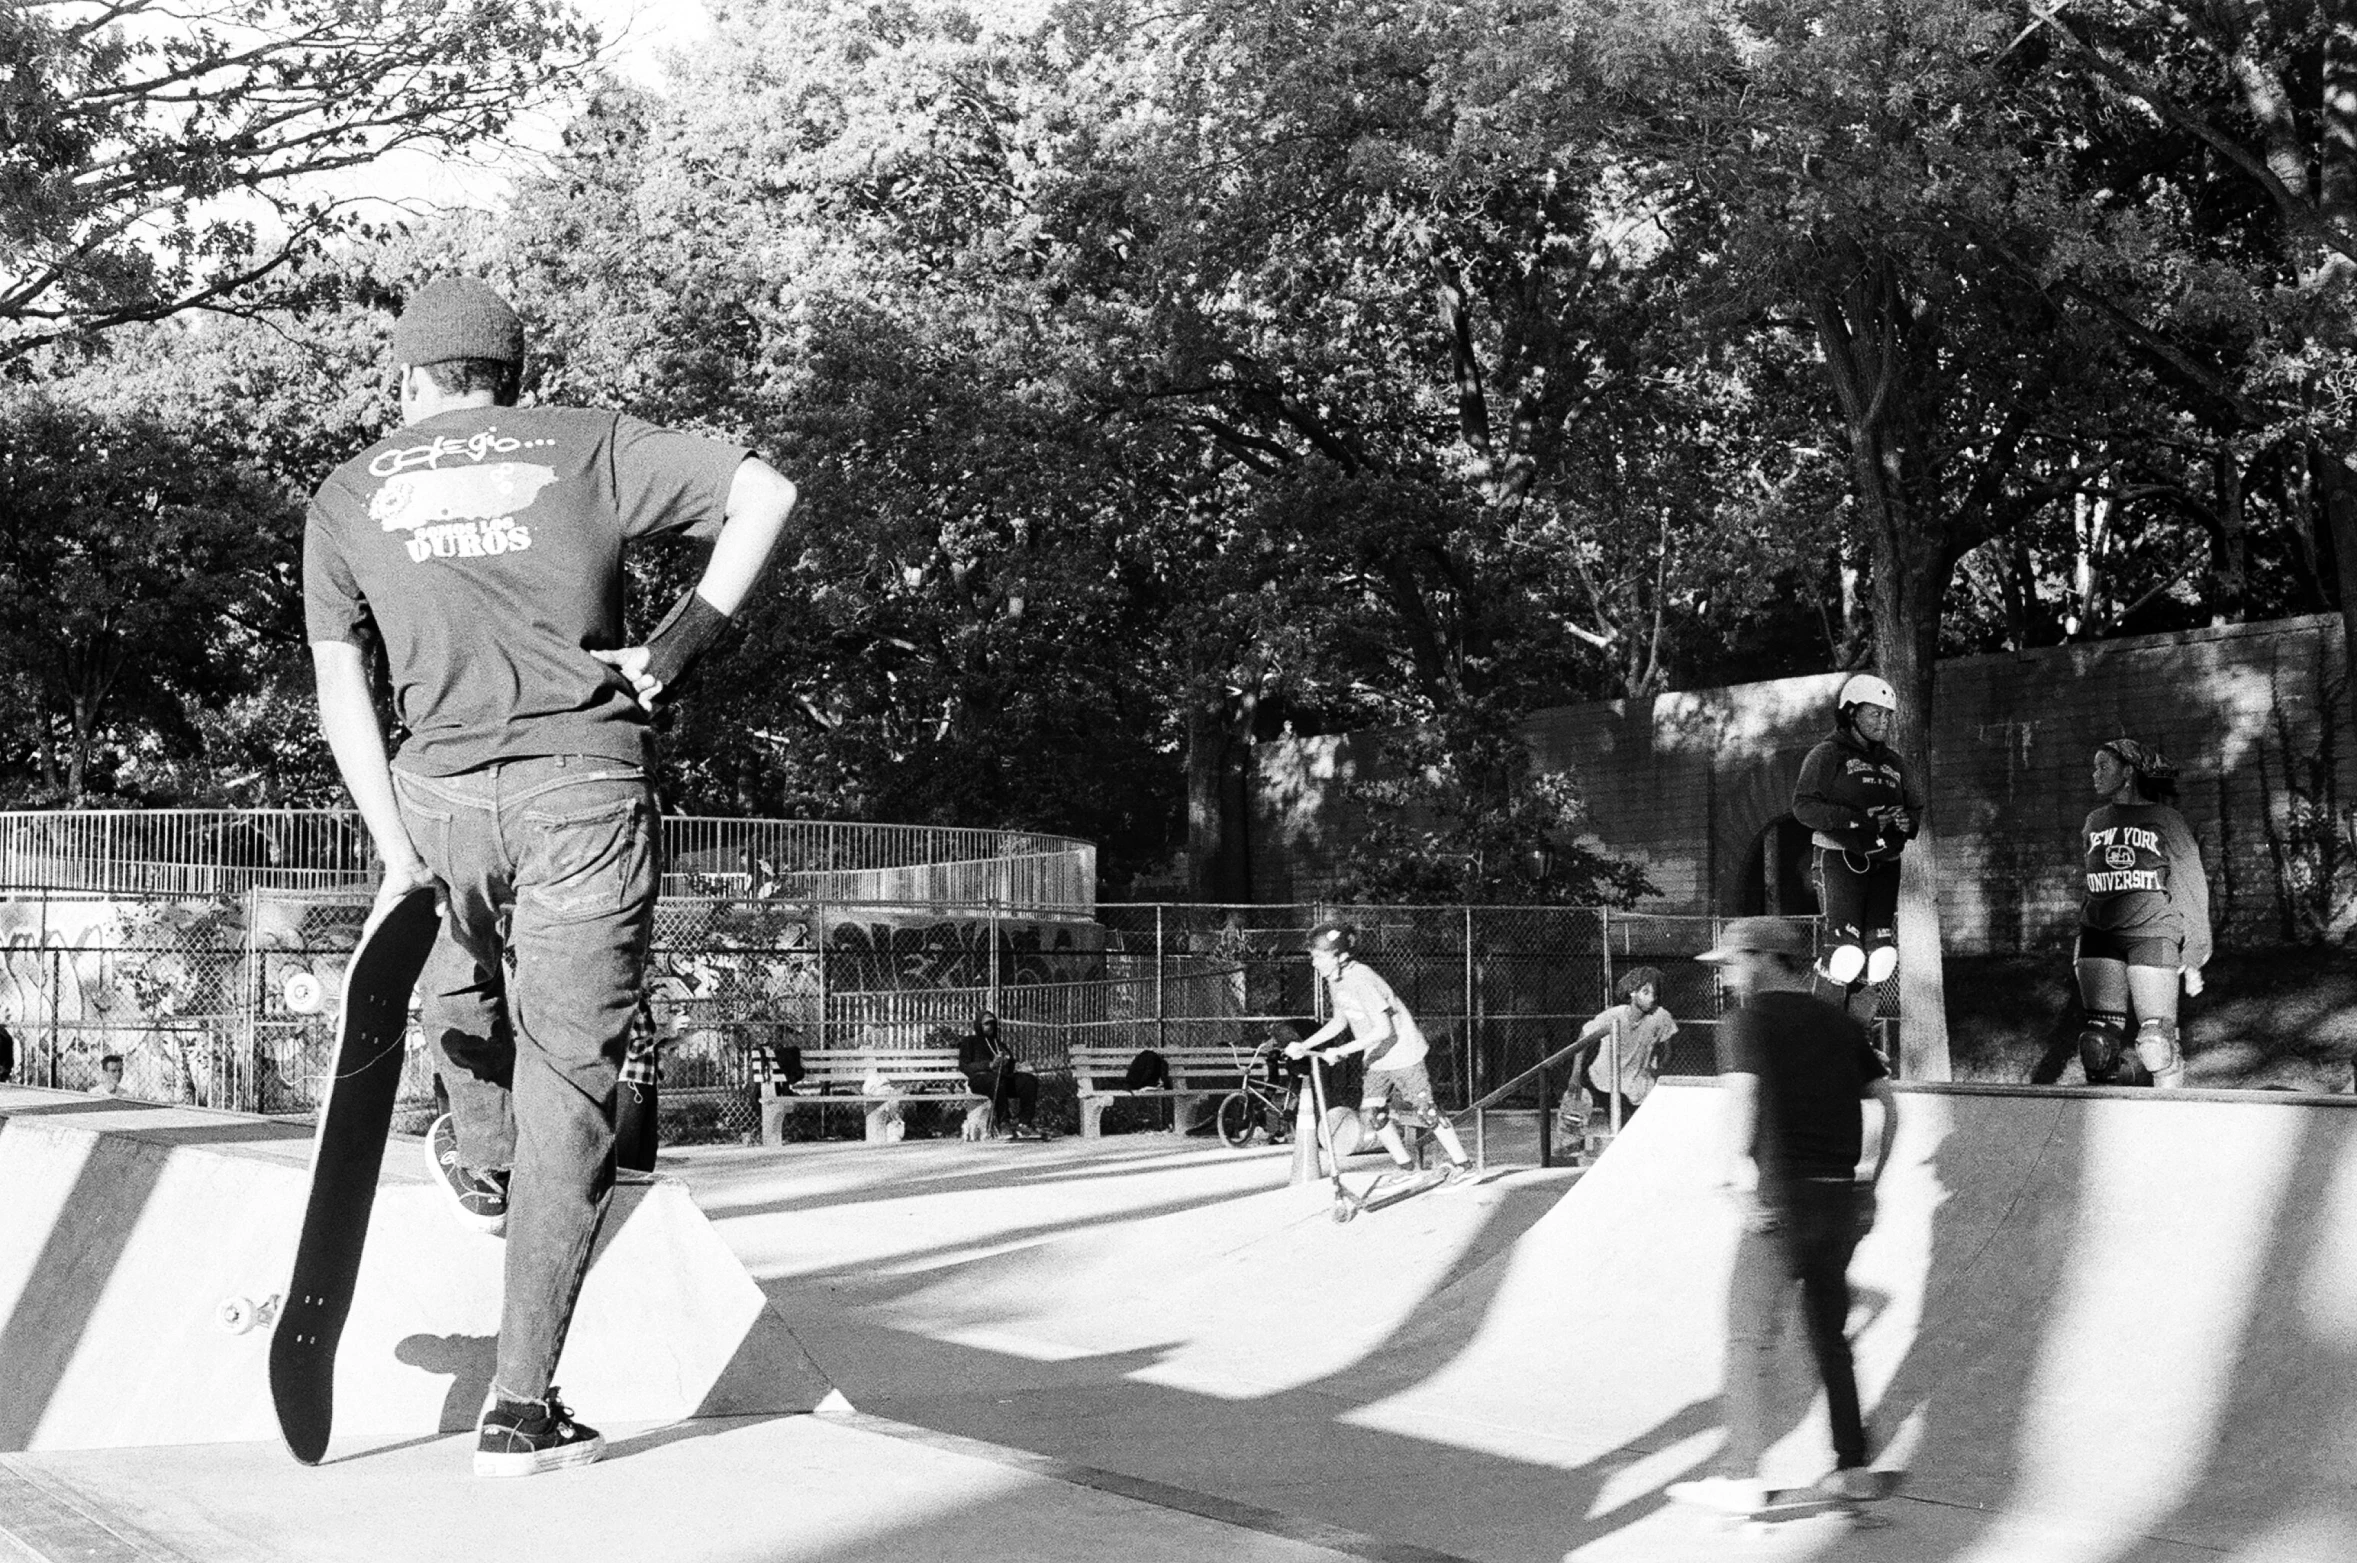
[0,1088,834,1452]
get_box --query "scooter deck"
[1333,1166,1452,1222]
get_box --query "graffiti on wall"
[822,912,1105,993]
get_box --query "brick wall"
[1248,615,2355,955]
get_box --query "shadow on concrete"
[727,1090,2189,1563]
[0,1120,171,1450]
[394,1333,497,1435]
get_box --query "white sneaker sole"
[472,1433,605,1478]
[423,1115,507,1237]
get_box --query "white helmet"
[1837,673,1897,714]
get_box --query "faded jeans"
[1721,1177,1871,1476]
[393,755,657,1404]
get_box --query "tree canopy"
[0,0,595,358]
[9,0,2357,1008]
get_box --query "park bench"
[1068,1044,1249,1139]
[756,1045,983,1144]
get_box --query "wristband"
[644,590,731,693]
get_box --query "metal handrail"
[1456,1035,1594,1119]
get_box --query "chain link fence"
[1,890,1892,1144]
[0,890,1113,1142]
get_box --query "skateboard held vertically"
[269,887,441,1465]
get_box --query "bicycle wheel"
[1215,1090,1259,1149]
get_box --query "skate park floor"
[9,1084,2357,1561]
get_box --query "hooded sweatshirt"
[1792,724,1923,862]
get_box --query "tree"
[1037,0,1840,893]
[0,0,595,359]
[2026,0,2357,739]
[1333,701,1655,906]
[0,394,291,802]
[499,31,1198,883]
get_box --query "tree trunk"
[1868,508,1956,1082]
[1813,263,1955,1079]
[2209,449,2248,625]
[2317,451,2357,748]
[1184,700,1227,900]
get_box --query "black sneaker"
[473,1388,604,1477]
[424,1113,508,1236]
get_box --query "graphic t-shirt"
[304,406,747,775]
[1718,990,1887,1186]
[1326,961,1428,1072]
[1584,1002,1679,1101]
[2078,801,2212,967]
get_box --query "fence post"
[816,897,830,1053]
[1154,904,1166,1055]
[1608,1012,1623,1136]
[1451,905,1470,1112]
[242,886,260,1113]
[1599,905,1615,1007]
[48,942,61,1089]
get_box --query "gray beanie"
[392,276,524,368]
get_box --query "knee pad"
[1864,946,1897,984]
[1823,944,1866,985]
[1357,1104,1390,1138]
[2133,1018,2181,1075]
[2078,1013,2128,1083]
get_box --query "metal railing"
[0,810,1097,913]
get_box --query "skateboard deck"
[269,888,440,1465]
[1670,1471,1906,1530]
[617,1007,661,1174]
[616,1073,659,1172]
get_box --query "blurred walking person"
[1668,918,1900,1516]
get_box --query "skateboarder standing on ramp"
[2074,739,2210,1089]
[304,276,795,1475]
[1667,917,1901,1517]
[1284,924,1474,1184]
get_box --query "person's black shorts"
[2074,927,2182,969]
[1814,847,1899,949]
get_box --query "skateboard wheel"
[282,971,327,1015]
[217,1297,256,1334]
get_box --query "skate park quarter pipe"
[0,1087,834,1453]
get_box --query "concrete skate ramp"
[1340,1079,2357,1559]
[0,1087,834,1452]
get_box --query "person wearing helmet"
[1790,673,1922,1004]
[1286,924,1474,1182]
[2074,740,2210,1088]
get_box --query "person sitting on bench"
[959,1010,1043,1139]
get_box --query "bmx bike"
[1215,1038,1301,1149]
